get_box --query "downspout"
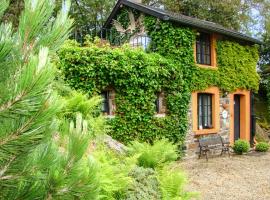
[250,92,256,146]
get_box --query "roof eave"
[104,0,263,45]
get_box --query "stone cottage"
[61,0,262,157]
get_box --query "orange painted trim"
[229,90,250,144]
[194,33,217,68]
[192,87,220,135]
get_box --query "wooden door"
[234,95,241,141]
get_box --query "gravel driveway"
[180,152,270,200]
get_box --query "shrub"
[93,145,136,199]
[158,166,198,200]
[126,167,162,200]
[255,142,270,152]
[128,139,178,169]
[233,139,250,154]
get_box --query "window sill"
[196,64,217,69]
[154,113,166,118]
[104,115,115,119]
[193,128,219,135]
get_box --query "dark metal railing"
[71,26,153,50]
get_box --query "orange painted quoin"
[229,90,251,144]
[192,87,220,135]
[194,33,217,68]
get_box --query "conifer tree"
[0,0,73,198]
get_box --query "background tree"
[1,0,23,27]
[143,0,267,34]
[55,0,117,39]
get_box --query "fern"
[93,145,136,200]
[128,139,178,169]
[158,166,199,200]
[58,90,109,137]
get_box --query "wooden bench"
[198,135,230,161]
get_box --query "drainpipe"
[250,92,256,146]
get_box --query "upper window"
[198,93,213,130]
[129,34,151,50]
[196,33,211,65]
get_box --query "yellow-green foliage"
[233,139,250,154]
[158,166,198,200]
[255,142,270,152]
[217,41,259,92]
[128,139,178,169]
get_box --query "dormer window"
[196,32,211,65]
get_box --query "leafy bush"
[128,139,178,169]
[233,139,250,154]
[93,145,136,199]
[158,166,198,200]
[255,142,270,152]
[63,91,109,137]
[126,167,162,200]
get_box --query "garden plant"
[233,139,250,154]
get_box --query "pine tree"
[0,0,73,198]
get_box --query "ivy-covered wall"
[59,42,190,144]
[144,16,260,92]
[58,8,259,146]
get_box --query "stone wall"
[184,92,230,158]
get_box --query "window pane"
[198,93,213,129]
[155,94,160,113]
[196,33,211,65]
[198,94,203,129]
[206,55,210,65]
[101,91,109,114]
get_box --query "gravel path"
[180,152,270,200]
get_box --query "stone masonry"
[185,93,231,158]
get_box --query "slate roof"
[104,0,262,44]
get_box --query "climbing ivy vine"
[59,41,190,145]
[58,8,259,146]
[144,15,260,92]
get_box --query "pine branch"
[0,0,9,19]
[0,102,47,146]
[0,1,73,197]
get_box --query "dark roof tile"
[104,0,262,44]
